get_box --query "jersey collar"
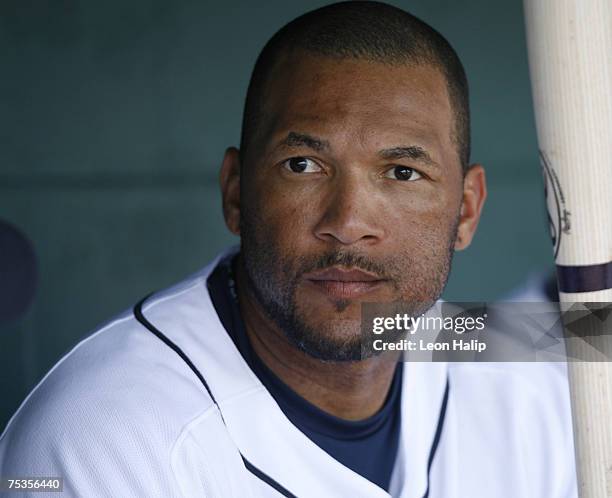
[139,247,449,498]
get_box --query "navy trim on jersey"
[134,295,218,405]
[242,457,298,498]
[423,377,450,498]
[133,294,450,498]
[134,296,297,498]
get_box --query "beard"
[239,211,458,362]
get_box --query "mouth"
[303,266,387,299]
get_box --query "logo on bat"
[540,151,570,260]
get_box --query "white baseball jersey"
[0,249,577,497]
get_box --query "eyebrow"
[379,146,439,168]
[277,132,330,152]
[276,132,439,168]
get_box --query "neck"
[234,256,399,421]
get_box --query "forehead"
[260,54,455,158]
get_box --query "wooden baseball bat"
[524,1,612,496]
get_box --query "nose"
[313,174,385,246]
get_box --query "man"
[0,2,576,497]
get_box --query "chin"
[286,317,374,362]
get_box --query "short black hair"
[240,1,471,171]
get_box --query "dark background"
[0,0,554,430]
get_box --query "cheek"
[383,185,460,236]
[248,182,321,249]
[381,189,460,292]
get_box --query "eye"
[282,157,322,174]
[384,165,422,181]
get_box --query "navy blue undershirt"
[206,255,402,491]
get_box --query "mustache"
[296,251,394,281]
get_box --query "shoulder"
[447,361,573,439]
[447,361,577,496]
[0,302,219,494]
[448,361,571,415]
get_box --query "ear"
[455,164,487,250]
[219,147,241,236]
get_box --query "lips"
[303,266,386,299]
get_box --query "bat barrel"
[524,1,612,496]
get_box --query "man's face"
[237,54,466,361]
